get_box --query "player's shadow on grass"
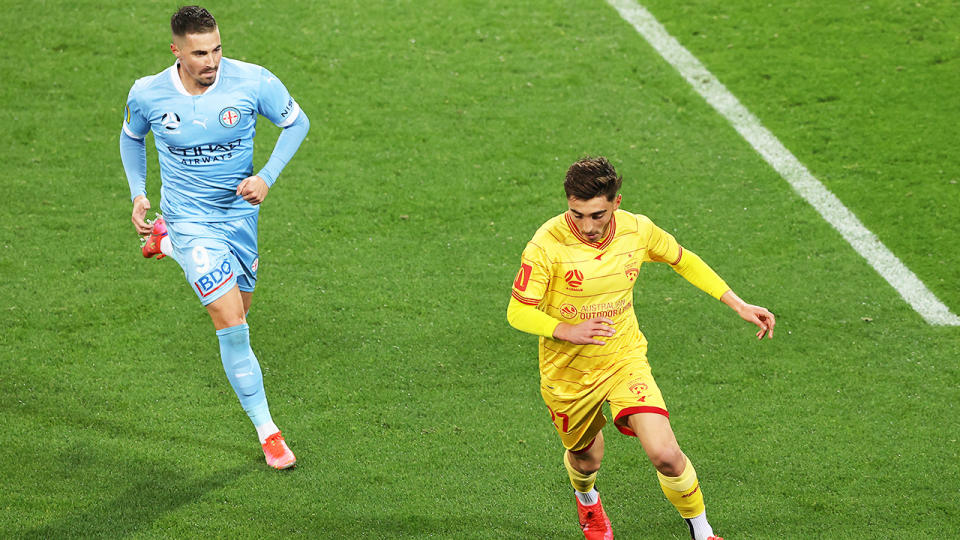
[20,397,253,456]
[23,462,249,538]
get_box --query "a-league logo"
[564,269,584,289]
[161,112,181,130]
[194,259,234,297]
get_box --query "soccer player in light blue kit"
[119,6,309,469]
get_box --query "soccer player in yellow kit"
[507,157,775,540]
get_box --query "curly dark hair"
[564,156,623,201]
[171,6,217,37]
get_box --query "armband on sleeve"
[671,247,731,300]
[507,297,562,338]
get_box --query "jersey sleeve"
[642,217,683,265]
[119,130,147,201]
[511,240,552,306]
[122,85,151,140]
[670,248,730,300]
[508,239,561,338]
[507,296,562,338]
[257,68,301,128]
[642,216,730,300]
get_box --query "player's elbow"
[506,300,522,330]
[300,111,310,132]
[295,110,310,133]
[282,110,310,135]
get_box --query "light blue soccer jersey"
[122,58,301,222]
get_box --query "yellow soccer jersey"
[510,209,729,397]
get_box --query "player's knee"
[568,451,602,474]
[215,317,246,330]
[646,445,685,476]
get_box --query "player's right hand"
[553,317,616,345]
[132,195,152,236]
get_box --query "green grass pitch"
[1,0,958,538]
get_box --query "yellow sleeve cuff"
[507,297,562,338]
[671,247,730,300]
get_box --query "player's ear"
[614,194,622,210]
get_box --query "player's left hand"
[721,290,775,340]
[237,175,269,205]
[737,304,775,340]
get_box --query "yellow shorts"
[540,350,668,452]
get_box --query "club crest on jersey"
[624,260,639,281]
[629,380,648,402]
[161,112,181,130]
[564,269,584,291]
[194,259,234,298]
[219,107,241,128]
[560,303,578,319]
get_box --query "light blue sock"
[216,323,272,427]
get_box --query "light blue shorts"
[166,215,259,306]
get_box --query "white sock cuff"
[255,421,279,444]
[575,488,599,506]
[686,511,715,540]
[159,236,173,257]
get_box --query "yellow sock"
[657,456,705,519]
[564,451,598,493]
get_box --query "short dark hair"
[564,156,622,201]
[171,6,217,37]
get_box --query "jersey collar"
[170,59,222,96]
[565,213,616,250]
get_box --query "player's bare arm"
[236,175,269,205]
[553,317,616,346]
[720,290,776,339]
[131,195,153,235]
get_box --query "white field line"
[606,0,960,326]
